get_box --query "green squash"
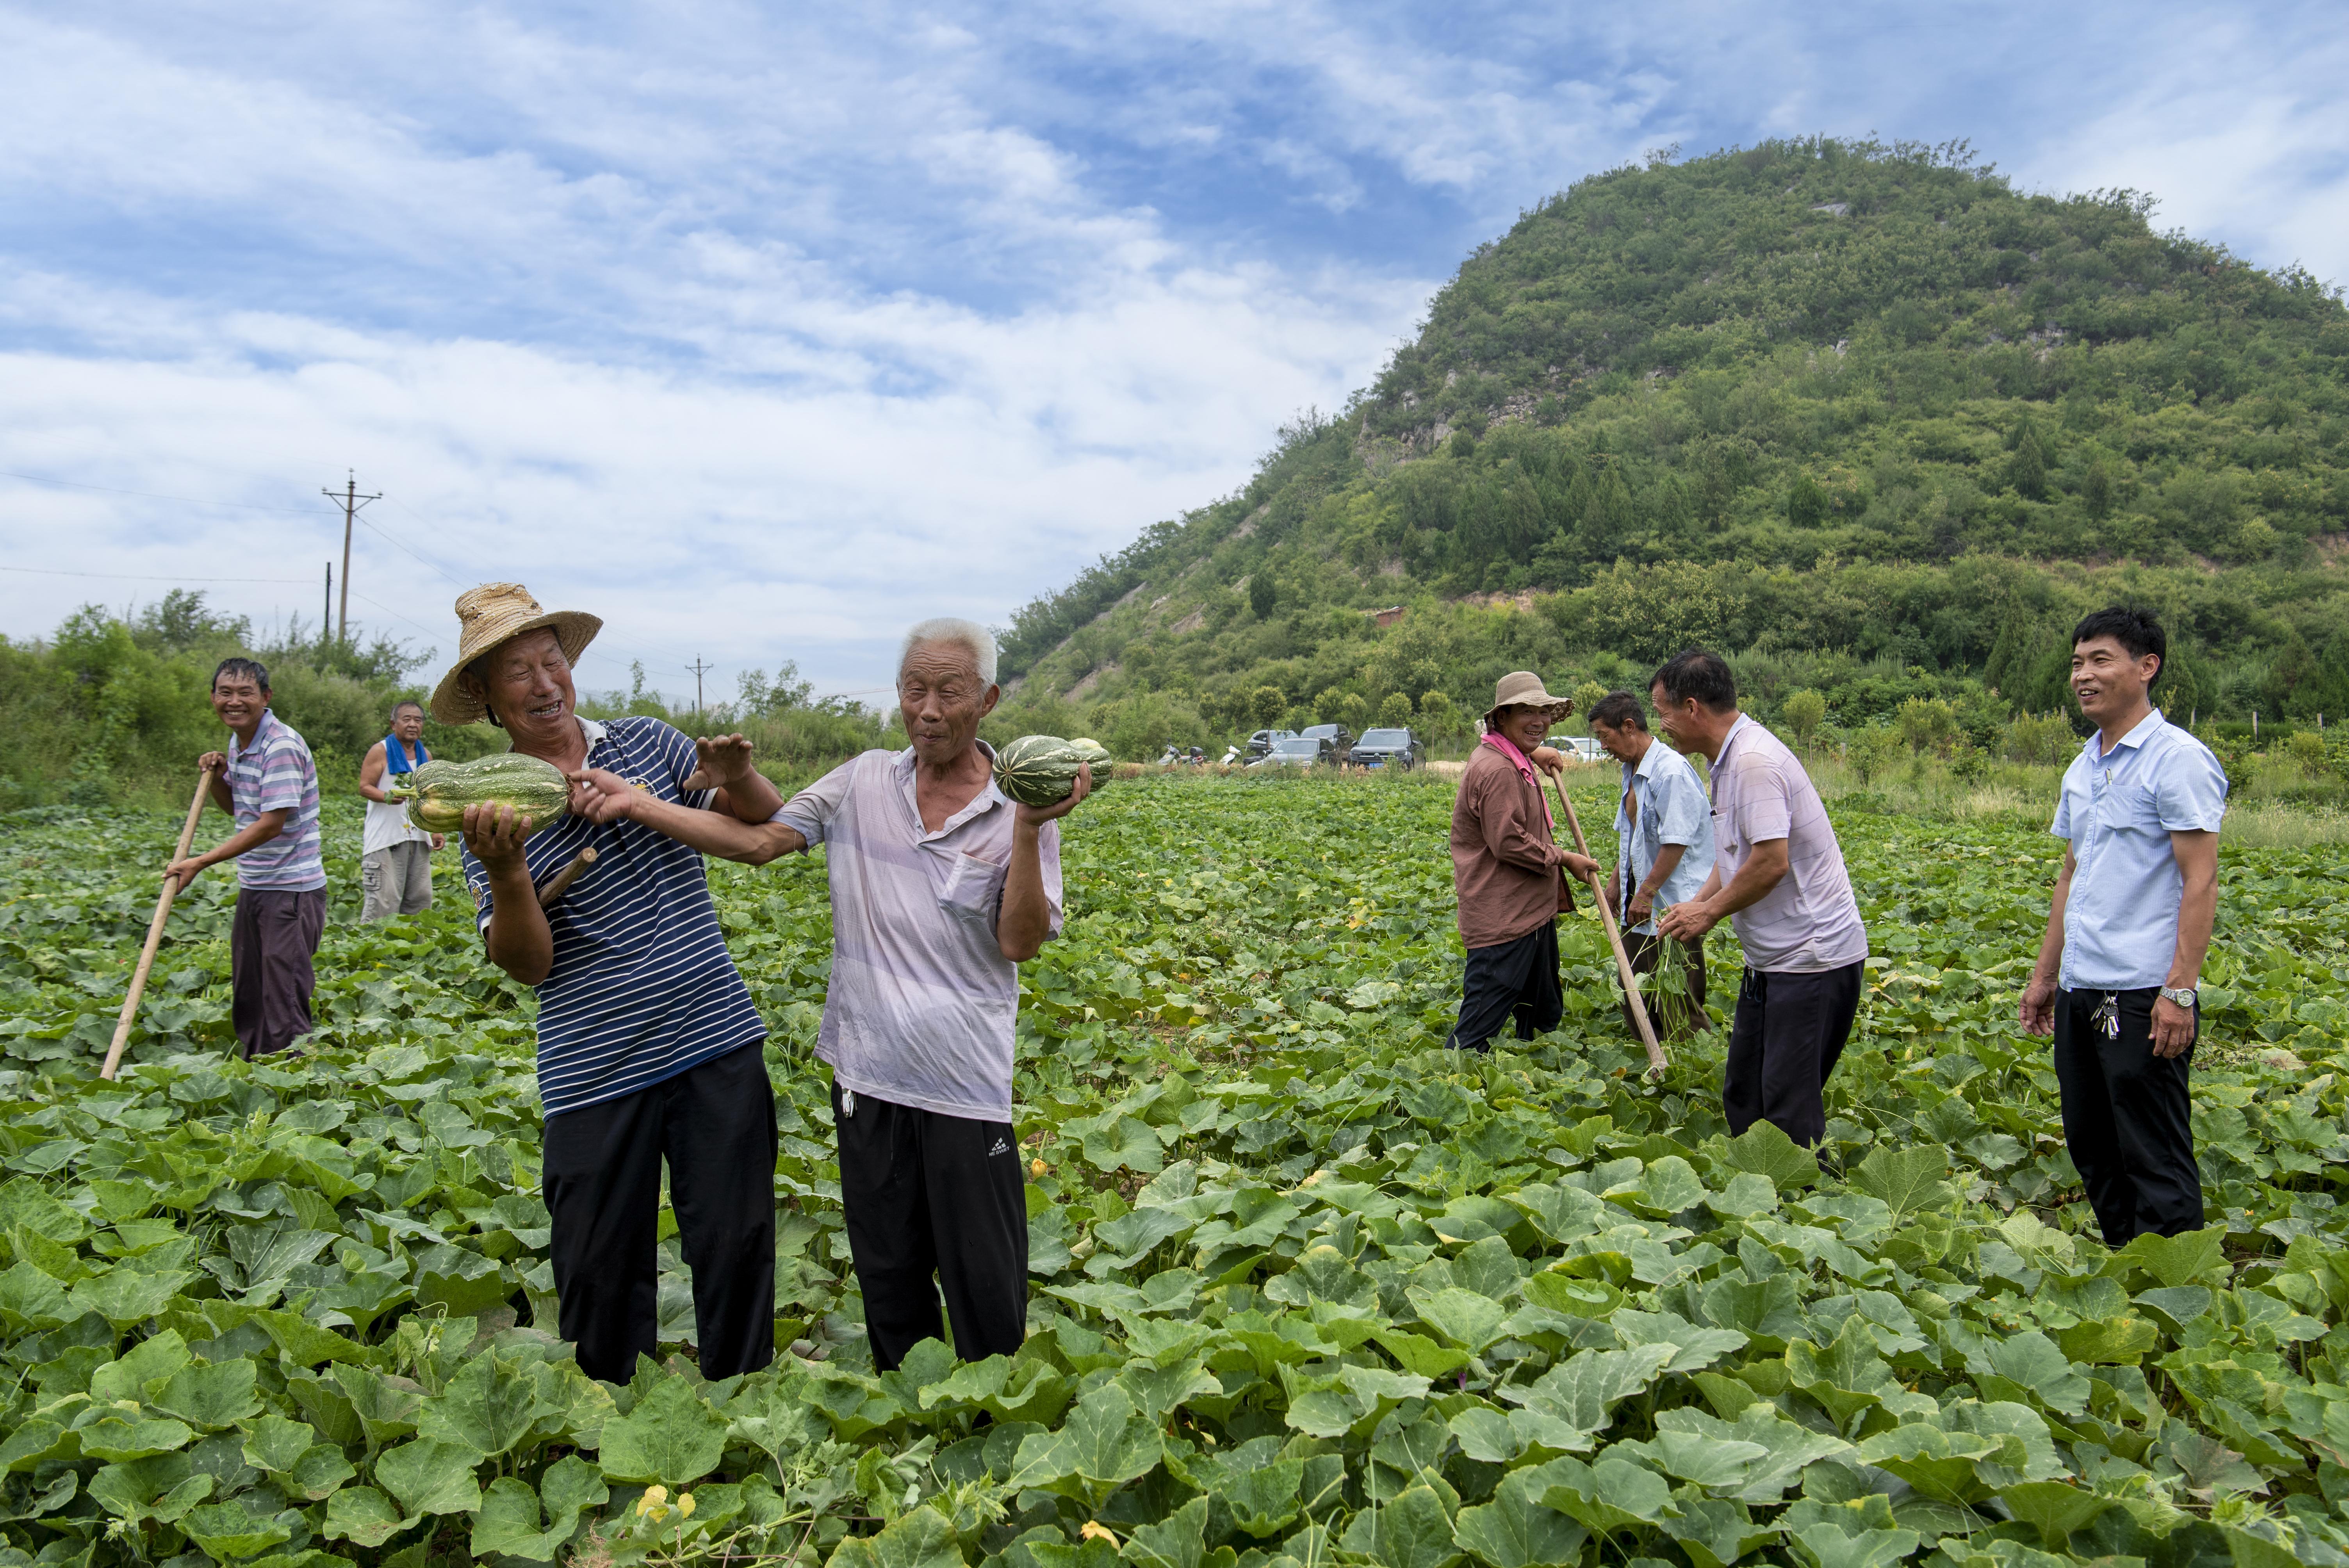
[390,753,572,836]
[993,735,1112,807]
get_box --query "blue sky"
[2,1,2344,704]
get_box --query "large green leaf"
[826,1503,968,1568]
[1996,1480,2116,1548]
[469,1463,607,1564]
[151,1358,263,1429]
[417,1352,547,1459]
[1452,1465,1586,1568]
[1009,1383,1164,1506]
[320,1485,405,1548]
[372,1437,483,1518]
[1344,1483,1460,1568]
[1847,1142,1950,1225]
[1508,1344,1675,1449]
[182,1499,295,1561]
[597,1373,730,1484]
[1719,1121,1820,1193]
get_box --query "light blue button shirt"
[2051,709,2229,991]
[1614,737,1717,936]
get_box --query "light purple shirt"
[1708,715,1867,974]
[774,745,1062,1123]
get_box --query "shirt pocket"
[939,850,1007,930]
[2098,781,2162,834]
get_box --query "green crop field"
[2,774,2346,1568]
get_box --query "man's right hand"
[2018,975,2058,1038]
[569,768,644,825]
[198,751,228,775]
[461,803,535,871]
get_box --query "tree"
[1784,689,1827,748]
[2006,419,2049,499]
[1573,680,1609,725]
[1378,692,1414,728]
[1333,691,1369,731]
[1896,696,1957,754]
[1250,686,1287,729]
[1849,724,1906,784]
[1248,575,1278,619]
[1788,473,1829,527]
[1418,690,1459,741]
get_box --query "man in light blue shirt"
[2021,607,2227,1243]
[1588,690,1717,1040]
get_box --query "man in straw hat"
[438,582,788,1384]
[1447,672,1599,1051]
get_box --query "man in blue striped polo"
[442,582,788,1384]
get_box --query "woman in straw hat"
[437,582,788,1384]
[1447,672,1599,1051]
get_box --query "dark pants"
[1449,920,1563,1051]
[2053,986,2203,1243]
[1623,930,1709,1041]
[834,1083,1027,1372]
[1724,961,1862,1147]
[231,887,324,1058]
[542,1043,777,1384]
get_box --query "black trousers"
[2053,986,2203,1243]
[1449,920,1563,1051]
[833,1083,1027,1372]
[542,1043,777,1384]
[231,887,324,1058]
[1724,961,1862,1147]
[1623,930,1710,1042]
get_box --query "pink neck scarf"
[1481,730,1554,830]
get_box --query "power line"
[0,564,314,583]
[0,469,334,516]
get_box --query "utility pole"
[324,563,332,635]
[321,471,381,645]
[689,657,713,716]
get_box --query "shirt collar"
[893,741,1008,831]
[1715,712,1755,766]
[576,715,608,749]
[2112,708,2165,751]
[1628,737,1671,781]
[231,709,281,759]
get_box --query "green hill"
[989,137,2349,757]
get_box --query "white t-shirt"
[363,738,434,856]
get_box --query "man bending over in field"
[572,618,1088,1373]
[442,582,785,1384]
[2020,606,2226,1243]
[1446,672,1598,1051]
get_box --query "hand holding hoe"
[1547,770,1668,1079]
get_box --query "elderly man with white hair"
[573,616,1087,1371]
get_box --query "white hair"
[899,617,998,685]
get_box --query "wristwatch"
[2158,986,2199,1009]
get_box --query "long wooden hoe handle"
[101,763,217,1081]
[1547,770,1668,1078]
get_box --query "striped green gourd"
[390,753,572,836]
[993,736,1112,807]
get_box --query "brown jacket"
[1450,743,1575,948]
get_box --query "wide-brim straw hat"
[1482,670,1575,729]
[429,583,602,725]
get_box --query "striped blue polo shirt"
[461,716,764,1117]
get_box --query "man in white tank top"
[358,700,442,919]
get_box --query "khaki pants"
[361,841,433,921]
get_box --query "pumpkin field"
[2,772,2346,1568]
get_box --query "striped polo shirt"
[225,709,325,892]
[461,716,764,1117]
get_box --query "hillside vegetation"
[990,138,2349,758]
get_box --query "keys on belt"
[2092,993,2120,1040]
